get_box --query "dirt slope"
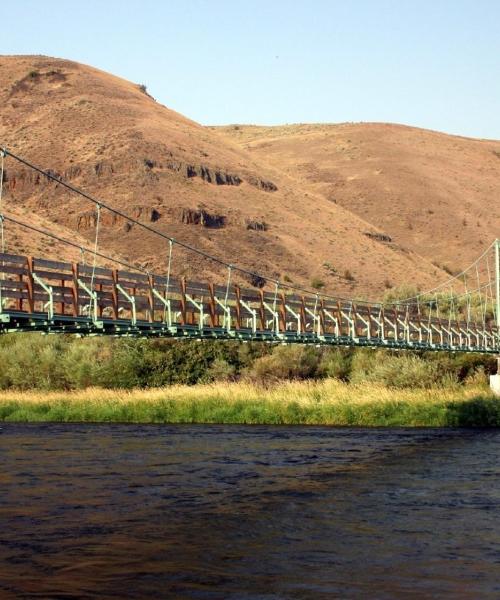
[216,123,500,276]
[0,56,471,299]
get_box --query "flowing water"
[1,424,499,599]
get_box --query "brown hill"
[215,123,500,277]
[0,55,491,300]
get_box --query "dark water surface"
[1,424,499,599]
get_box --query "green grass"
[0,380,499,427]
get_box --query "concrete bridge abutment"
[489,356,500,396]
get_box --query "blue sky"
[3,0,500,138]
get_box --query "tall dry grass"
[0,379,498,427]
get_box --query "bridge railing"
[0,251,498,351]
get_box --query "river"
[1,424,499,599]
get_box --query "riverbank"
[0,380,499,427]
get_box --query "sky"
[3,0,500,139]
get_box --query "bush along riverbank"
[0,334,498,426]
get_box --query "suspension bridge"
[0,147,499,353]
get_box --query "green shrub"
[349,348,380,384]
[352,352,453,389]
[318,348,352,381]
[0,334,69,389]
[311,277,325,290]
[247,345,320,383]
[61,337,106,388]
[382,284,419,305]
[203,358,236,382]
[0,332,495,391]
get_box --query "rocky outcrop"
[76,210,101,230]
[246,175,278,192]
[166,160,242,186]
[165,158,277,192]
[364,231,392,243]
[5,160,114,190]
[76,205,161,231]
[180,208,226,228]
[246,219,268,231]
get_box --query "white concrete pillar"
[490,356,500,396]
[490,375,500,396]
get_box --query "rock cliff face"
[364,231,392,243]
[246,175,277,192]
[1,55,483,297]
[4,160,114,190]
[179,208,226,228]
[166,160,242,186]
[76,206,161,231]
[164,159,277,192]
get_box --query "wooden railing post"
[394,308,400,340]
[336,301,343,336]
[17,271,23,311]
[112,269,119,320]
[60,279,65,315]
[279,292,287,333]
[71,263,79,317]
[353,303,360,337]
[132,286,137,320]
[259,289,266,331]
[235,285,242,329]
[380,307,386,340]
[148,274,155,323]
[367,306,373,338]
[319,299,326,335]
[26,256,35,313]
[300,296,307,333]
[180,278,187,325]
[207,282,217,327]
[98,283,103,318]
